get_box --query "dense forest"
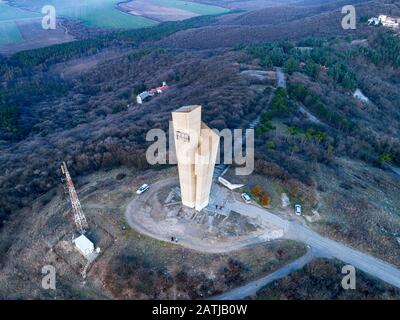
[0,13,230,140]
[246,40,357,89]
[246,36,400,178]
[358,31,400,67]
[1,25,400,227]
[0,46,263,228]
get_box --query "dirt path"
[276,67,286,88]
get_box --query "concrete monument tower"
[172,105,219,211]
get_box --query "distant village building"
[369,15,400,28]
[379,15,399,28]
[136,82,169,105]
[368,17,380,26]
[156,83,169,94]
[137,91,153,104]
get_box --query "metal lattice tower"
[61,162,88,234]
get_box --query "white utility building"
[137,91,153,104]
[74,234,95,257]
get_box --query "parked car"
[136,184,149,195]
[241,193,252,204]
[295,204,302,216]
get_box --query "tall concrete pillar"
[172,105,202,208]
[172,105,219,211]
[195,123,219,211]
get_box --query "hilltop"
[0,0,400,299]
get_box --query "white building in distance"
[137,91,153,104]
[368,17,380,25]
[369,15,400,28]
[136,82,169,105]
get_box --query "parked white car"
[136,184,149,195]
[241,193,252,204]
[295,204,302,216]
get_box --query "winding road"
[213,68,400,298]
[213,248,316,300]
[227,201,400,290]
[126,182,400,299]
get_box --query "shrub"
[261,194,271,206]
[251,185,263,197]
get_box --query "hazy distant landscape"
[0,0,229,53]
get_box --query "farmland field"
[8,0,228,29]
[147,0,229,16]
[119,0,199,22]
[56,0,158,29]
[8,0,158,29]
[0,0,40,45]
[0,21,22,45]
[0,0,40,20]
[1,0,230,52]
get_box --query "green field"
[9,0,228,28]
[0,0,40,45]
[58,1,157,29]
[148,0,229,15]
[0,21,23,45]
[0,0,40,20]
[8,0,157,29]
